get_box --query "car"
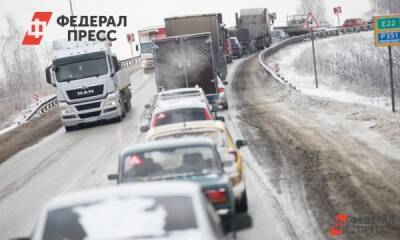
[145,120,248,212]
[15,182,251,240]
[140,97,223,132]
[343,18,368,28]
[108,138,236,216]
[229,37,242,58]
[271,30,288,44]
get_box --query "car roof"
[154,98,209,113]
[45,182,202,210]
[121,137,216,157]
[146,120,226,140]
[160,88,203,95]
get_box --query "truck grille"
[78,111,101,119]
[75,102,101,111]
[66,85,104,100]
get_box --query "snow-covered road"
[0,58,297,240]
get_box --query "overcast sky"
[0,0,371,59]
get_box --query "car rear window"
[152,108,212,127]
[42,196,198,240]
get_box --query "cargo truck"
[152,33,219,103]
[164,13,228,80]
[45,40,132,131]
[235,8,272,53]
[138,26,166,73]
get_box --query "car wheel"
[236,190,248,213]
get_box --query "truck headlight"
[59,104,74,115]
[104,93,118,107]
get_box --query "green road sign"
[374,14,400,47]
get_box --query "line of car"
[14,86,252,240]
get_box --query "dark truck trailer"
[164,14,227,81]
[236,8,272,53]
[153,33,218,103]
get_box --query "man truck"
[164,13,228,80]
[138,26,166,73]
[45,39,132,131]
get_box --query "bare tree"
[369,0,400,15]
[0,15,51,126]
[297,0,327,22]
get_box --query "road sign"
[303,12,320,29]
[374,14,400,47]
[333,7,342,15]
[126,33,135,43]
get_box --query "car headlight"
[59,104,74,115]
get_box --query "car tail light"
[229,149,238,162]
[218,87,225,93]
[205,188,228,204]
[204,109,213,120]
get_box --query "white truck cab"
[45,39,132,131]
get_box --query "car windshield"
[152,108,212,127]
[53,52,108,82]
[155,130,228,149]
[42,196,198,240]
[141,42,153,54]
[122,145,220,182]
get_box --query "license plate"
[83,117,97,123]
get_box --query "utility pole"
[68,0,76,30]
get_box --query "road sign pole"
[388,46,396,112]
[129,42,134,58]
[311,29,319,88]
[337,13,341,26]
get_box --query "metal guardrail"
[119,56,142,68]
[259,24,373,85]
[24,56,142,123]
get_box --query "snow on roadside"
[0,95,56,136]
[267,33,394,111]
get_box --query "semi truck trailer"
[45,39,132,131]
[164,13,228,80]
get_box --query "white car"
[141,97,223,132]
[18,182,250,240]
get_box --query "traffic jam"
[24,12,260,240]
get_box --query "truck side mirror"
[45,65,52,85]
[135,44,139,52]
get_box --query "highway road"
[0,58,297,240]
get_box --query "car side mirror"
[45,65,52,85]
[107,174,118,181]
[144,104,151,109]
[232,213,252,231]
[235,140,247,149]
[223,81,228,86]
[140,125,150,133]
[215,116,225,122]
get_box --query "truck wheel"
[236,190,248,213]
[125,99,132,112]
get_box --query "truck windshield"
[53,52,108,82]
[140,42,153,54]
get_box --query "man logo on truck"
[22,12,52,45]
[77,88,95,97]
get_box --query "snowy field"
[268,32,400,111]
